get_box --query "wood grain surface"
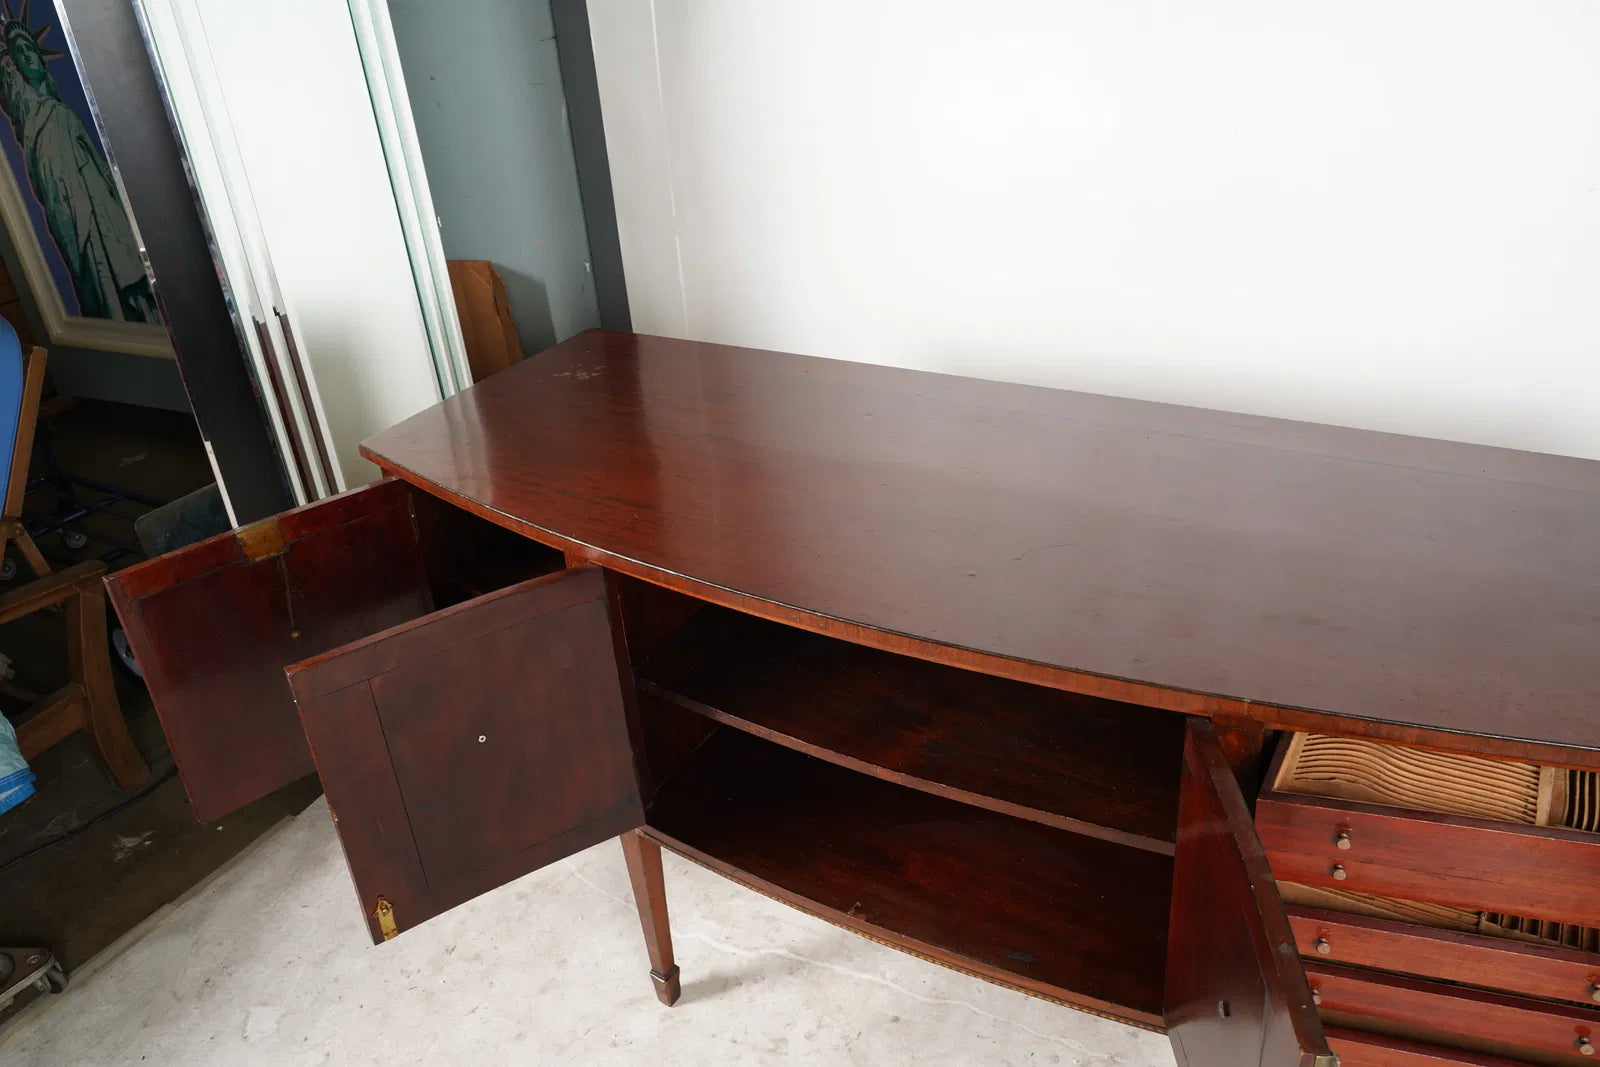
[288,567,643,943]
[106,480,432,822]
[1259,791,1600,928]
[1308,961,1600,1061]
[362,330,1600,765]
[1290,907,1600,1008]
[1325,1028,1539,1066]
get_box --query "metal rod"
[252,316,316,497]
[274,309,340,492]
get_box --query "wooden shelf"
[638,608,1184,854]
[645,727,1171,1028]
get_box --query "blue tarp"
[0,713,34,815]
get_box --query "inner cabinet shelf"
[643,726,1173,1028]
[638,608,1185,854]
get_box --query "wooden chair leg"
[620,829,680,1006]
[14,528,50,579]
[66,581,147,788]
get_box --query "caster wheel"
[0,556,14,582]
[62,530,89,550]
[111,626,142,678]
[33,963,66,994]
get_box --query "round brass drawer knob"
[1578,1037,1594,1056]
[1311,988,1322,1006]
[1330,863,1348,881]
[1591,983,1600,1004]
[1334,831,1352,850]
[1314,938,1332,955]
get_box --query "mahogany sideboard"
[105,331,1600,1066]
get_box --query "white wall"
[587,0,1600,460]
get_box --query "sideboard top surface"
[362,330,1600,757]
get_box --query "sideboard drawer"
[1327,1027,1546,1066]
[1257,734,1600,929]
[1308,962,1600,1061]
[1289,907,1600,1008]
[1257,792,1600,928]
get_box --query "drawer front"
[1327,1027,1540,1066]
[1257,791,1600,928]
[1290,907,1600,1007]
[1306,961,1600,1061]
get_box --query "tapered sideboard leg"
[620,829,681,1006]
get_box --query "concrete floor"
[1,798,1174,1066]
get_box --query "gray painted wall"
[389,0,600,355]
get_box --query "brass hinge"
[373,898,399,941]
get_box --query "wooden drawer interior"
[1482,914,1600,955]
[1558,768,1600,834]
[1260,733,1600,929]
[1271,732,1561,825]
[1278,878,1600,959]
[1270,731,1600,839]
[1279,882,1481,933]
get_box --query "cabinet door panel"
[107,479,430,822]
[287,566,643,943]
[1166,719,1334,1067]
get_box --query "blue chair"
[0,320,50,582]
[0,323,147,794]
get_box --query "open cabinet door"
[286,565,644,943]
[107,480,433,823]
[1166,720,1336,1067]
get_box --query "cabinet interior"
[618,578,1193,1028]
[407,490,567,608]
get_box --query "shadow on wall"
[491,266,556,355]
[926,346,1596,462]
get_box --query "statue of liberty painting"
[0,1,156,323]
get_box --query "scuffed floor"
[2,798,1173,1065]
